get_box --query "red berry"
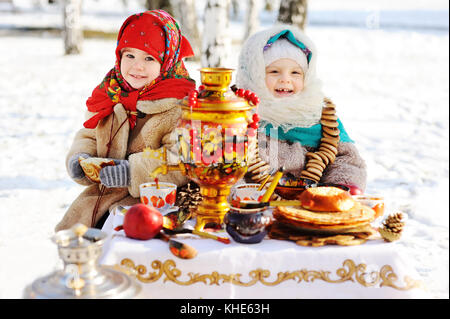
[249,122,258,129]
[236,88,245,97]
[252,113,260,122]
[198,85,205,91]
[247,92,257,100]
[188,90,198,99]
[243,90,251,98]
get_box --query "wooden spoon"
[234,200,302,209]
[260,167,284,202]
[163,227,230,244]
[157,231,197,259]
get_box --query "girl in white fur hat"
[236,25,367,194]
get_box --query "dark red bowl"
[274,176,308,199]
[274,176,349,200]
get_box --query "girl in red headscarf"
[55,10,195,231]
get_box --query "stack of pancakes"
[272,186,376,233]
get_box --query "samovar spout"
[149,165,166,179]
[150,163,186,179]
[145,146,186,179]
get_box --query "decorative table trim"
[115,258,423,291]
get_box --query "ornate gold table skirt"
[100,208,428,299]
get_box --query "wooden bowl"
[274,176,350,200]
[274,176,308,200]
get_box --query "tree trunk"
[202,0,231,68]
[277,0,308,30]
[169,0,201,61]
[230,0,239,19]
[244,0,262,40]
[63,0,83,55]
[145,0,173,15]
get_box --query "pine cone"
[379,212,405,242]
[384,212,404,225]
[175,181,202,219]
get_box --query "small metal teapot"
[24,223,140,299]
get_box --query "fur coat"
[55,98,188,231]
[236,24,367,190]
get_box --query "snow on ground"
[0,0,448,299]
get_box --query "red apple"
[122,204,163,240]
[346,184,363,196]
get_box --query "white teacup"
[230,183,266,203]
[353,194,385,218]
[139,182,177,212]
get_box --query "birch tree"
[277,0,308,30]
[63,0,83,55]
[230,0,239,19]
[244,0,262,40]
[170,0,201,61]
[202,0,231,68]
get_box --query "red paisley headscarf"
[83,10,195,129]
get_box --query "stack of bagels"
[300,98,340,183]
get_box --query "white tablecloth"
[99,207,430,299]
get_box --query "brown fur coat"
[55,98,188,231]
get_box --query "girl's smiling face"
[120,47,161,90]
[265,58,305,98]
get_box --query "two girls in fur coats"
[58,19,367,231]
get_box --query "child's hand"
[99,159,130,188]
[68,153,91,179]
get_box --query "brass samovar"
[149,68,258,231]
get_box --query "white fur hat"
[263,38,309,72]
[236,24,319,94]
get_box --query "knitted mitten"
[68,153,91,179]
[99,159,130,188]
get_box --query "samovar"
[24,223,141,299]
[149,68,259,231]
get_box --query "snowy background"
[0,0,448,299]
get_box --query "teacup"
[139,182,177,213]
[230,183,266,205]
[353,195,385,218]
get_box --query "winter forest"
[0,0,448,299]
[11,0,310,67]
